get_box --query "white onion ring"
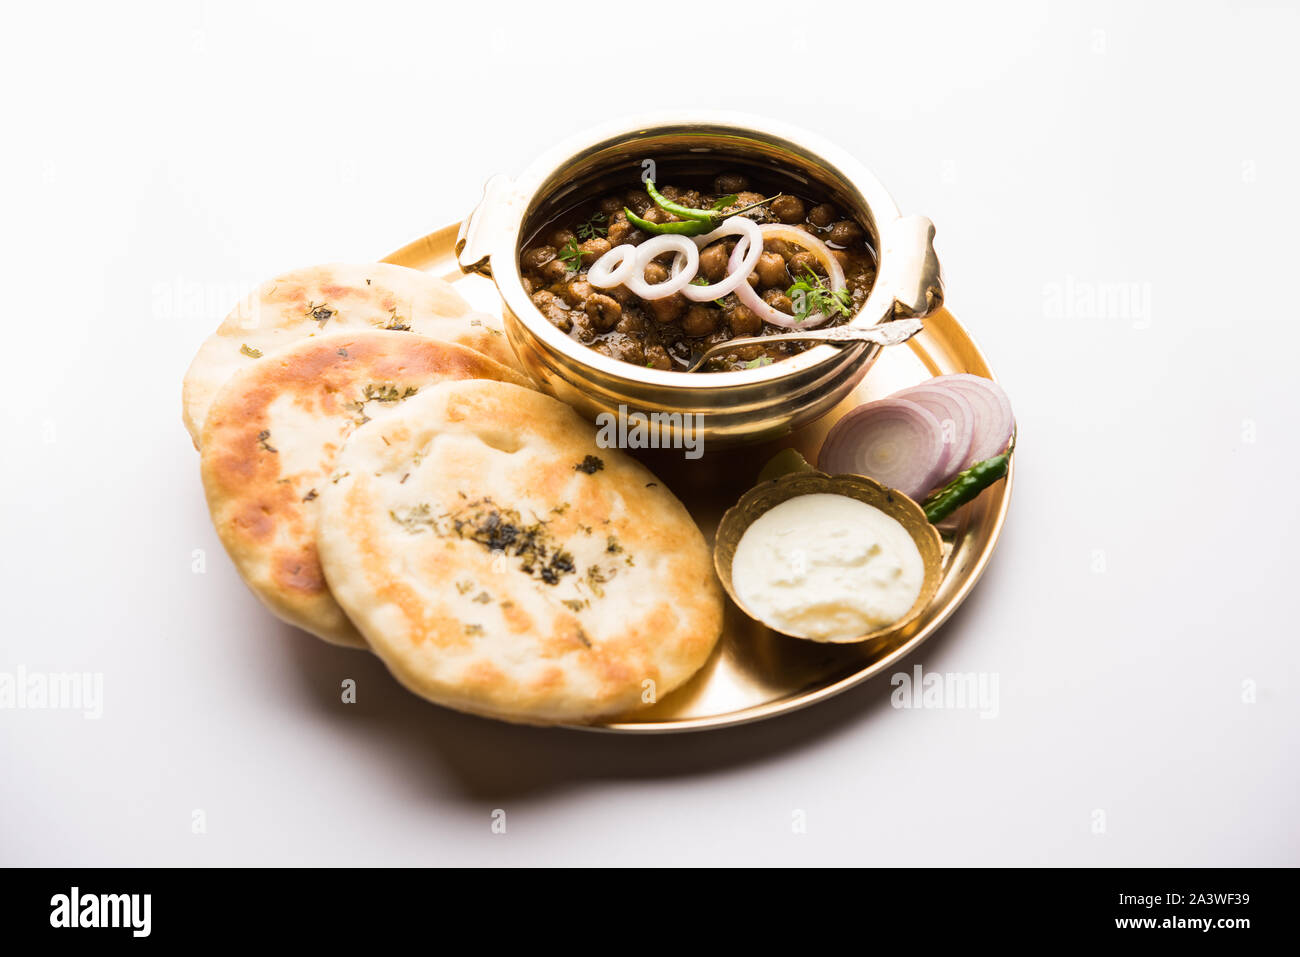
[621,235,699,300]
[586,244,638,288]
[680,217,763,302]
[732,223,847,329]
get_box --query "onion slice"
[887,383,976,482]
[586,244,638,289]
[928,374,1013,469]
[818,399,947,500]
[621,235,699,300]
[732,223,847,329]
[681,217,763,302]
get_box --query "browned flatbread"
[315,379,724,721]
[199,331,530,647]
[182,262,520,446]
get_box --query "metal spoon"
[683,317,924,373]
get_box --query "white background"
[2,0,1296,866]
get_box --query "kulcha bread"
[315,380,723,723]
[182,262,520,446]
[199,331,531,648]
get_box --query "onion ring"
[732,224,847,329]
[586,244,638,289]
[620,235,699,300]
[680,217,764,302]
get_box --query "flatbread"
[315,380,723,723]
[182,262,520,446]
[199,331,530,648]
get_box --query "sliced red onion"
[732,223,847,329]
[929,374,1014,469]
[818,398,947,500]
[621,235,699,300]
[681,217,763,302]
[587,244,638,289]
[888,383,975,481]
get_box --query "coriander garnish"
[787,268,853,324]
[575,211,607,240]
[557,236,584,275]
[305,302,335,326]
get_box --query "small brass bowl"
[714,471,945,644]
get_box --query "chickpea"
[644,345,672,370]
[832,249,852,272]
[520,276,534,295]
[615,312,646,336]
[828,220,864,246]
[787,251,825,278]
[763,288,793,313]
[699,242,730,283]
[676,189,703,209]
[714,173,749,194]
[570,313,597,343]
[606,219,640,245]
[623,190,652,214]
[770,195,806,224]
[646,293,686,324]
[643,261,669,285]
[563,279,592,307]
[681,305,719,338]
[808,203,836,228]
[608,335,645,366]
[540,258,570,283]
[521,246,556,272]
[543,303,572,333]
[609,284,637,306]
[765,239,794,260]
[755,251,789,288]
[735,191,764,206]
[598,196,624,216]
[531,289,556,308]
[584,294,622,331]
[579,237,612,265]
[659,185,681,201]
[746,271,760,288]
[548,227,577,249]
[726,304,761,336]
[641,206,670,224]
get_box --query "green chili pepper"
[627,185,784,237]
[623,206,714,236]
[645,180,715,223]
[922,445,1013,524]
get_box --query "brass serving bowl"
[456,111,944,446]
[714,471,945,644]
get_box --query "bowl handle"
[879,215,944,318]
[456,174,516,278]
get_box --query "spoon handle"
[688,318,924,371]
[770,317,925,347]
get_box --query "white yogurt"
[731,493,924,641]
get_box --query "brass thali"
[384,223,1013,733]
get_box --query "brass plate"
[384,224,1014,733]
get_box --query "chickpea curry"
[518,172,877,372]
